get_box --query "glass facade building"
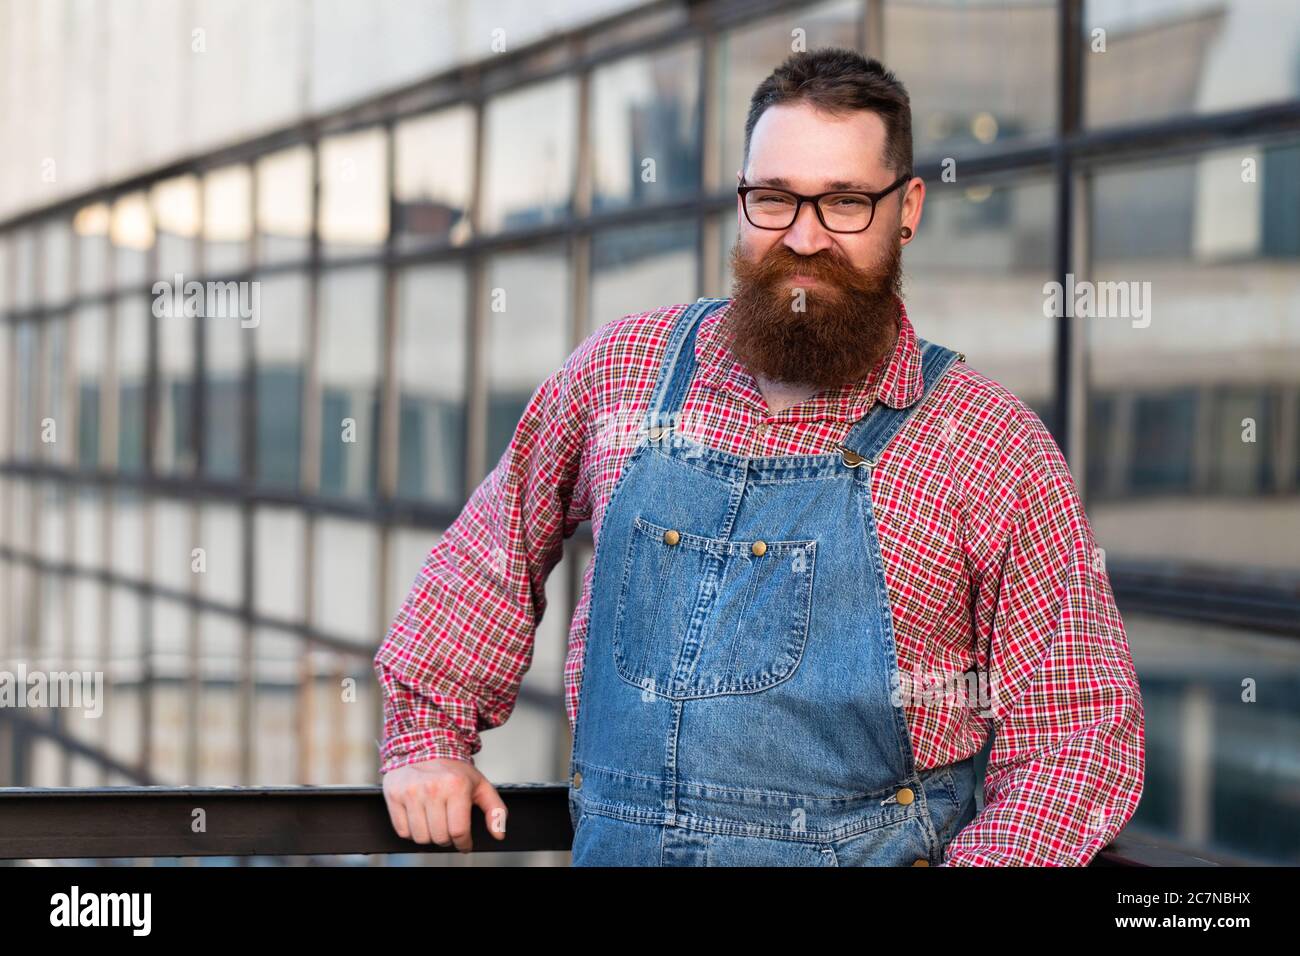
[1,0,1298,864]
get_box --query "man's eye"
[829,196,868,208]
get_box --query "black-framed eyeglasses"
[737,172,912,234]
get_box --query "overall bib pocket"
[611,514,818,698]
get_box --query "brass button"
[895,787,915,805]
[663,529,681,546]
[912,858,929,867]
[751,540,767,557]
[572,771,582,789]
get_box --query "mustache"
[746,242,902,298]
[762,247,854,281]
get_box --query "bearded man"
[375,47,1145,867]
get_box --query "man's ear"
[737,169,748,233]
[900,177,925,246]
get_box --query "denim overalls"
[567,296,979,866]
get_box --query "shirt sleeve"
[373,345,594,774]
[941,424,1146,866]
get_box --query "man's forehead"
[744,104,892,189]
[745,173,882,191]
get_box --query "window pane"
[42,314,70,466]
[481,76,577,232]
[116,295,149,474]
[150,595,191,781]
[111,193,154,291]
[38,564,66,652]
[313,516,378,644]
[1210,387,1273,494]
[0,235,9,313]
[111,486,146,581]
[156,299,196,475]
[106,583,144,768]
[152,175,201,280]
[74,303,107,468]
[256,145,313,265]
[395,264,467,504]
[1127,612,1300,863]
[1085,0,1300,128]
[253,506,304,622]
[253,272,307,489]
[198,610,243,784]
[74,485,104,572]
[1129,389,1197,492]
[589,219,697,335]
[885,0,1056,158]
[252,627,300,784]
[900,177,1057,428]
[1087,139,1300,573]
[203,165,252,276]
[74,203,111,296]
[152,498,194,593]
[198,501,243,607]
[10,479,33,553]
[483,247,569,470]
[394,106,474,249]
[0,323,8,460]
[11,228,37,311]
[320,127,389,258]
[204,308,246,480]
[715,0,862,183]
[41,219,73,307]
[318,267,382,499]
[39,483,68,565]
[591,42,701,211]
[14,320,38,460]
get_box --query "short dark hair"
[742,47,913,178]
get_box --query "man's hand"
[382,758,508,852]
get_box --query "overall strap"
[643,296,730,432]
[834,338,964,468]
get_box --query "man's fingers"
[384,793,411,840]
[475,780,509,841]
[402,791,433,844]
[381,762,502,853]
[445,791,474,852]
[425,796,451,848]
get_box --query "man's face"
[726,101,923,391]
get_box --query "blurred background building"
[0,0,1297,865]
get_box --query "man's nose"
[782,200,835,256]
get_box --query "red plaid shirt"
[374,297,1146,866]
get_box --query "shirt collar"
[692,294,924,423]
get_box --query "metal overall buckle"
[833,442,876,468]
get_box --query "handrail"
[0,785,1219,865]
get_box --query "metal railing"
[0,784,1221,865]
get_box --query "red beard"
[725,235,903,391]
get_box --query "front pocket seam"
[632,514,816,554]
[614,513,819,698]
[611,523,671,692]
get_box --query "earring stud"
[900,226,913,239]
